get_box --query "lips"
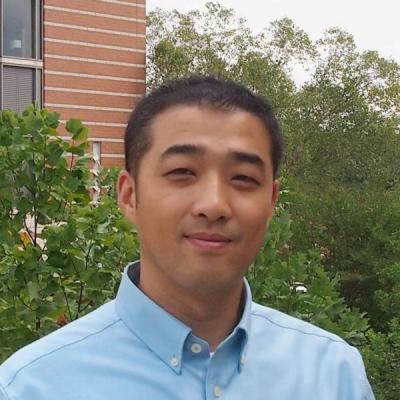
[184,232,232,251]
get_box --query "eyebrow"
[160,143,265,172]
[229,151,265,171]
[161,144,206,159]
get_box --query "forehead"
[148,105,271,158]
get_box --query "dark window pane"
[3,0,34,58]
[38,1,42,59]
[3,66,34,113]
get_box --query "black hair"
[125,76,283,179]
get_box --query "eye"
[232,175,260,187]
[168,168,194,176]
[164,168,196,181]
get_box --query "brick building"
[0,0,146,168]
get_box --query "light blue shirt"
[0,262,375,399]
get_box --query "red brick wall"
[43,0,146,168]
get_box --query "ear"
[272,179,280,208]
[267,179,280,218]
[117,170,138,226]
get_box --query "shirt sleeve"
[351,347,376,400]
[362,377,376,400]
[0,383,10,400]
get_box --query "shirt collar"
[115,261,252,374]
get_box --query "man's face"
[118,105,279,296]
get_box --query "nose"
[191,175,232,222]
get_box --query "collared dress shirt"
[0,262,375,400]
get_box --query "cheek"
[251,220,269,250]
[138,200,184,242]
[239,203,270,239]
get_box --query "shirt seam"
[0,382,10,400]
[351,347,372,397]
[3,318,121,389]
[251,311,345,344]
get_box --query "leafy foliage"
[248,210,369,345]
[0,107,137,361]
[362,319,400,400]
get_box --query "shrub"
[0,107,136,361]
[362,319,400,400]
[248,210,369,346]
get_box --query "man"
[0,76,374,399]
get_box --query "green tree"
[147,2,255,86]
[363,319,400,399]
[0,106,137,361]
[248,209,369,346]
[286,27,400,328]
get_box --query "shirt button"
[190,343,202,354]
[170,356,179,368]
[213,385,223,397]
[240,354,246,365]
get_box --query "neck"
[138,264,244,352]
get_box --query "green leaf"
[66,119,83,135]
[44,111,60,128]
[41,127,58,137]
[27,281,40,301]
[66,144,85,156]
[23,113,43,132]
[72,127,89,142]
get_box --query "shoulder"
[251,301,348,344]
[249,301,367,370]
[0,301,120,391]
[247,303,374,398]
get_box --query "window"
[2,65,41,113]
[3,0,35,58]
[0,0,42,112]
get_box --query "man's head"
[124,76,283,182]
[118,76,283,298]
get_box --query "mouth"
[184,232,232,251]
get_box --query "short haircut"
[124,76,283,179]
